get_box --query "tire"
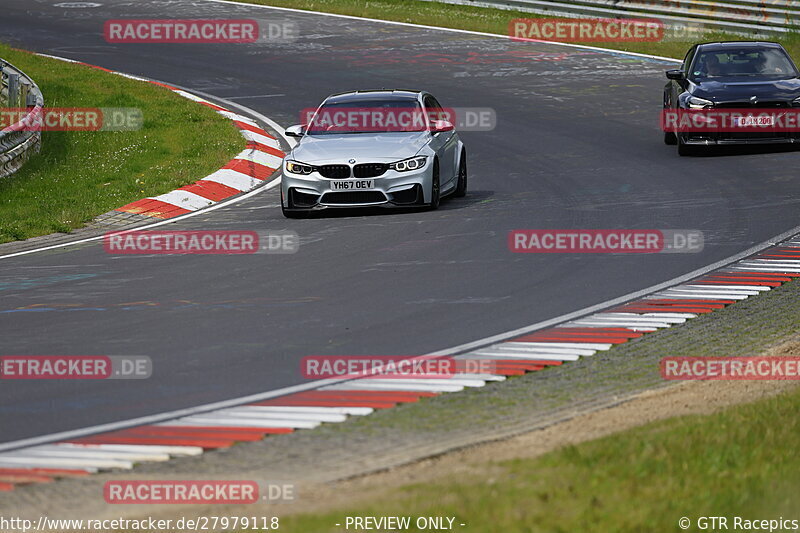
[454,151,467,198]
[281,189,306,219]
[677,134,696,156]
[429,160,440,210]
[664,131,677,145]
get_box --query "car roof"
[697,41,783,51]
[325,90,423,104]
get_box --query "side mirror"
[431,120,454,134]
[285,124,305,138]
[666,69,685,81]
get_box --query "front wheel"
[428,160,440,210]
[677,134,696,156]
[454,151,467,197]
[281,189,306,219]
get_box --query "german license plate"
[733,115,775,127]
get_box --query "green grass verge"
[0,44,244,243]
[281,385,800,532]
[230,0,800,60]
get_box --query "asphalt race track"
[2,0,800,443]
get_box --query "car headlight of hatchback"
[390,156,427,172]
[685,96,714,109]
[285,160,315,175]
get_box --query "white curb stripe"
[668,285,759,293]
[151,190,214,211]
[114,72,151,82]
[685,284,770,291]
[657,288,756,296]
[218,110,259,126]
[202,168,263,191]
[8,445,169,462]
[453,373,506,382]
[559,323,658,331]
[242,129,280,149]
[729,266,800,273]
[0,455,132,469]
[173,89,211,104]
[214,408,347,423]
[470,351,581,361]
[595,314,688,324]
[243,406,374,416]
[0,459,96,472]
[321,382,465,393]
[738,261,800,268]
[169,416,320,430]
[625,312,698,318]
[356,378,487,387]
[64,444,203,456]
[496,344,597,356]
[567,320,672,328]
[502,341,613,350]
[234,149,282,169]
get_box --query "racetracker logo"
[661,357,800,380]
[0,107,142,132]
[104,19,260,43]
[104,481,262,504]
[510,18,664,43]
[0,356,151,379]
[300,107,496,132]
[509,230,703,254]
[103,230,299,255]
[301,356,496,379]
[662,109,800,132]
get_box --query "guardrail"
[0,58,43,179]
[426,0,800,35]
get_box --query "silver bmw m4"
[280,90,467,218]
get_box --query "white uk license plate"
[330,179,374,190]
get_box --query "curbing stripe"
[203,168,263,191]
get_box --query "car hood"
[691,77,800,104]
[289,132,430,164]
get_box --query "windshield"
[306,99,427,134]
[691,48,799,80]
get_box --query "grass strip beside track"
[231,0,800,60]
[0,43,244,243]
[281,384,800,532]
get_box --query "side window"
[682,46,697,75]
[423,95,448,123]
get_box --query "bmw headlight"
[285,160,315,175]
[686,96,714,109]
[390,156,427,172]
[792,96,800,107]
